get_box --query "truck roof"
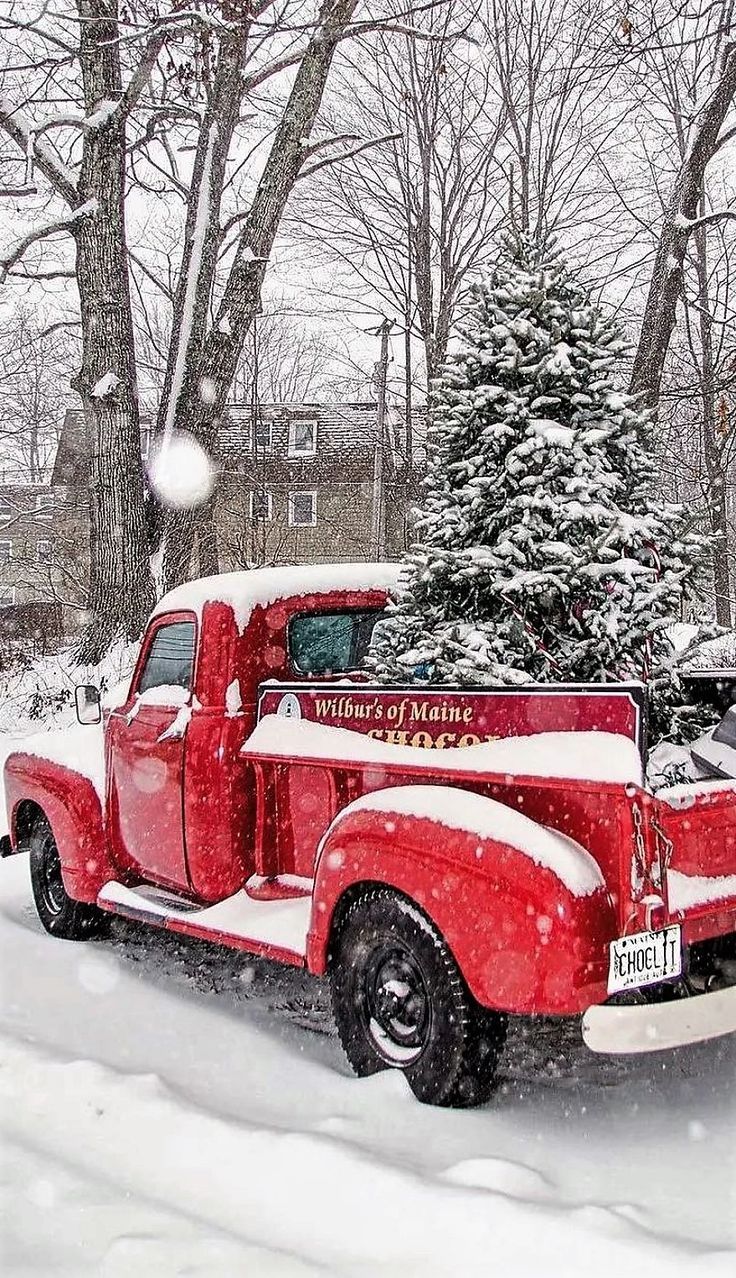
[151,562,402,632]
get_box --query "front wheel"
[329,888,507,1107]
[28,814,108,940]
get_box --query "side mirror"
[75,684,101,726]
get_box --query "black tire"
[27,814,108,940]
[329,888,507,1108]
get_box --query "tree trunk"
[692,212,731,625]
[152,12,253,584]
[74,0,155,662]
[163,0,359,589]
[630,42,736,409]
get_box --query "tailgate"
[657,785,736,930]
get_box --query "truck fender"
[4,753,114,905]
[306,786,616,1017]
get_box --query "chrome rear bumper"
[582,983,736,1054]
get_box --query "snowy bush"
[0,638,139,738]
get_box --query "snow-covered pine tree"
[370,234,700,696]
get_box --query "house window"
[35,494,53,520]
[288,491,316,527]
[288,418,317,458]
[249,490,273,521]
[0,586,15,607]
[0,539,11,563]
[253,417,272,451]
[37,539,52,563]
[0,498,12,523]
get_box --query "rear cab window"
[288,609,383,676]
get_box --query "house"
[4,399,420,643]
[0,481,83,649]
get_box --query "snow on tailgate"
[668,869,736,912]
[243,716,643,785]
[151,562,402,632]
[329,785,605,896]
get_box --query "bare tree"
[482,0,627,250]
[0,309,79,480]
[628,1,736,406]
[1,1,433,649]
[295,0,506,408]
[598,2,736,619]
[0,0,174,657]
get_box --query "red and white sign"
[257,682,647,755]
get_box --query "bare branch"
[0,200,97,283]
[299,131,403,178]
[0,97,78,205]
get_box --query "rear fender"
[307,801,616,1016]
[4,753,114,904]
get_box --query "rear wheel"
[28,814,108,940]
[329,888,507,1108]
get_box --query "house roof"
[51,401,424,486]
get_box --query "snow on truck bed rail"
[243,716,643,785]
[152,562,402,632]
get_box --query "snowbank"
[328,785,605,896]
[1,853,734,1274]
[152,562,402,632]
[244,716,643,785]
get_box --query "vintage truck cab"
[5,563,736,1107]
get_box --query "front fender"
[307,798,616,1015]
[4,752,114,904]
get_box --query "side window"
[289,610,382,676]
[138,620,196,695]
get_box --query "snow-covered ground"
[1,841,734,1275]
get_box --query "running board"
[97,880,311,966]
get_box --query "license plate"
[607,925,682,995]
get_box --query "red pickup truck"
[5,563,736,1107]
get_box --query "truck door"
[107,615,196,892]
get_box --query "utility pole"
[370,318,393,560]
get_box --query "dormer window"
[288,418,317,458]
[253,417,273,451]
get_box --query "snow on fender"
[309,784,616,1017]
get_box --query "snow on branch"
[0,97,78,206]
[0,199,97,283]
[243,1,458,94]
[675,209,736,233]
[105,6,235,48]
[299,131,402,178]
